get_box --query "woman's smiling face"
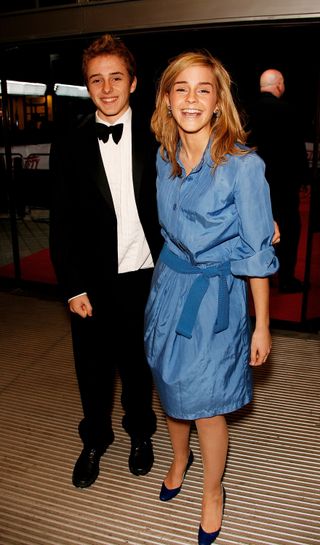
[166,64,218,136]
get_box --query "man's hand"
[69,294,93,318]
[272,221,280,245]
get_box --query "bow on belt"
[160,244,231,339]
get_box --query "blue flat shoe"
[159,450,194,501]
[198,486,226,545]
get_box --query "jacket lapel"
[131,112,145,203]
[80,115,115,209]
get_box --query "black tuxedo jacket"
[49,112,162,301]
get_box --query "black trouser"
[274,192,301,284]
[70,268,156,454]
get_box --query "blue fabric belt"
[160,244,231,339]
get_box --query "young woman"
[144,50,279,545]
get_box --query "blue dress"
[144,144,279,420]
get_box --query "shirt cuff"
[67,292,87,303]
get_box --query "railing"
[0,149,51,215]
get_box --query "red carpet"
[0,248,57,285]
[269,231,320,322]
[253,188,320,323]
[0,189,319,325]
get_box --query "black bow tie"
[96,122,123,144]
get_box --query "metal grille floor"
[0,290,319,545]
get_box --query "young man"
[49,34,162,488]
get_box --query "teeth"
[183,109,200,114]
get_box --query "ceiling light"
[0,80,47,96]
[54,83,89,98]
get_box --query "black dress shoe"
[72,448,101,488]
[129,439,154,476]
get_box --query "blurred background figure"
[248,68,310,293]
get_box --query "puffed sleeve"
[230,152,279,277]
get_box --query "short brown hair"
[82,33,136,85]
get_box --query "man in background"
[249,68,310,293]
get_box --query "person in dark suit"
[248,69,310,293]
[49,34,162,488]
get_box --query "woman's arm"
[249,277,272,367]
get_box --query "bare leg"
[196,415,228,532]
[163,415,192,489]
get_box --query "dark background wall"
[1,22,319,142]
[1,1,319,142]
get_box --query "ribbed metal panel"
[0,292,319,545]
[1,1,320,46]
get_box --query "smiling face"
[86,53,137,123]
[166,64,218,138]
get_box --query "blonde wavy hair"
[151,50,250,177]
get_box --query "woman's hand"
[250,325,272,366]
[249,277,271,366]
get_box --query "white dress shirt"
[97,107,154,273]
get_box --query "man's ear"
[130,76,137,94]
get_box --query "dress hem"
[162,393,253,421]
